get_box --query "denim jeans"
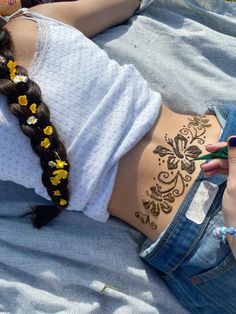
[140,104,236,314]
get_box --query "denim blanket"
[1,0,236,313]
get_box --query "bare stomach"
[108,105,221,242]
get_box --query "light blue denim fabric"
[0,180,51,204]
[140,104,236,314]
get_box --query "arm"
[28,0,141,37]
[202,137,236,259]
[221,137,236,259]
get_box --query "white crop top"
[0,9,161,221]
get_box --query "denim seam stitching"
[148,182,225,273]
[192,280,234,313]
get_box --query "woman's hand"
[222,137,236,212]
[200,141,229,176]
[203,137,236,258]
[222,137,236,259]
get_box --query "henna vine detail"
[135,115,211,230]
[180,115,212,145]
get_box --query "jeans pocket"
[190,251,236,313]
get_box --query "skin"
[201,142,229,176]
[0,0,21,16]
[201,139,236,259]
[3,1,236,256]
[108,105,221,241]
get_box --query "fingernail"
[229,137,236,147]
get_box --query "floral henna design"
[135,115,212,229]
[154,133,202,174]
[181,115,212,145]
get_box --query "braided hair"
[0,27,70,228]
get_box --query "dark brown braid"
[0,27,70,228]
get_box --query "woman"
[0,1,235,312]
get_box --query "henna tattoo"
[180,115,212,145]
[135,115,212,229]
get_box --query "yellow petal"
[56,160,68,169]
[30,103,37,114]
[59,198,67,206]
[43,126,53,136]
[53,190,61,196]
[50,176,61,186]
[7,60,17,71]
[53,169,68,179]
[18,95,28,106]
[10,72,16,81]
[40,138,51,149]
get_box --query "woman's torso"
[5,11,221,241]
[4,10,162,222]
[108,105,221,241]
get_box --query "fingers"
[227,136,236,191]
[222,136,236,215]
[200,158,229,176]
[200,138,236,178]
[205,142,227,153]
[204,168,228,176]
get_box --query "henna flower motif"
[40,138,51,149]
[136,185,175,230]
[30,103,37,114]
[154,134,202,174]
[144,185,175,214]
[18,95,28,106]
[187,116,211,129]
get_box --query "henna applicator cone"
[193,145,228,161]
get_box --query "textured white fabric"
[0,9,161,221]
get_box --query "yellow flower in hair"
[53,190,61,196]
[56,159,68,169]
[30,103,37,114]
[50,176,61,186]
[7,60,17,81]
[7,60,17,71]
[59,198,67,206]
[10,70,16,81]
[18,95,28,106]
[40,138,51,149]
[43,126,53,136]
[53,169,68,180]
